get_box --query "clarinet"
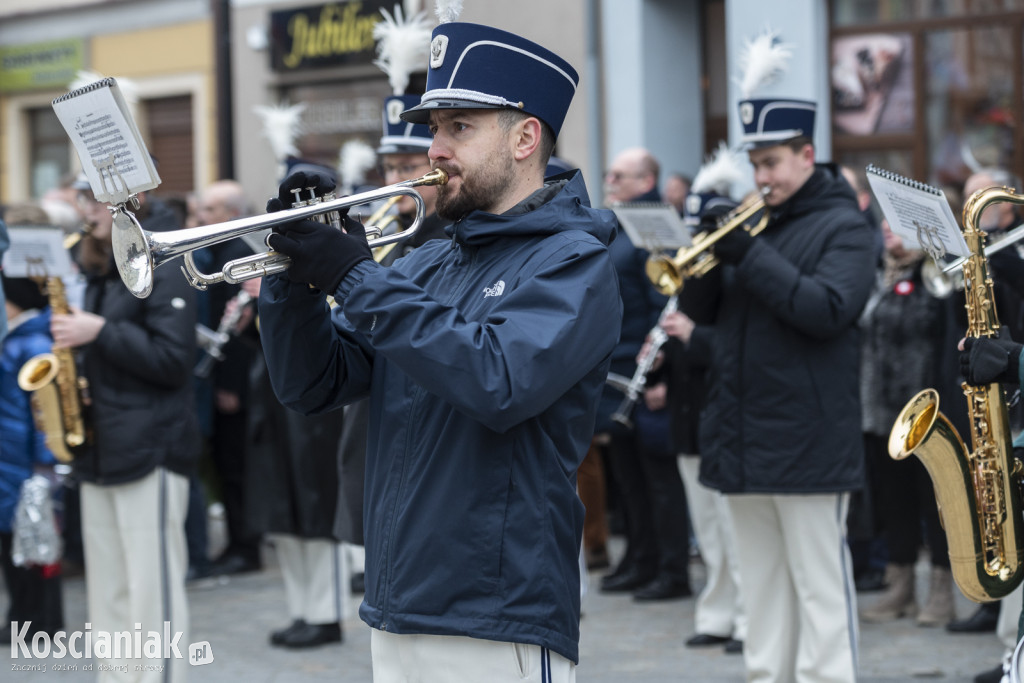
[194,290,253,379]
[609,295,678,430]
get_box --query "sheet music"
[2,227,74,278]
[612,203,692,251]
[865,164,969,259]
[52,77,160,205]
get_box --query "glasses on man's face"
[604,170,645,183]
[378,161,431,178]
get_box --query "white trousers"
[272,534,343,624]
[999,583,1024,650]
[727,493,858,683]
[81,468,189,683]
[371,630,575,683]
[678,456,746,640]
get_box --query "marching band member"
[668,30,876,682]
[659,144,749,653]
[256,6,621,680]
[58,179,199,683]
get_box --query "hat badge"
[430,34,448,69]
[740,102,754,125]
[686,195,703,217]
[386,99,405,125]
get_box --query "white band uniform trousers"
[727,493,858,683]
[81,468,189,683]
[678,455,746,641]
[272,534,343,625]
[370,630,575,683]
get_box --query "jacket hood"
[7,309,51,338]
[445,170,618,247]
[773,163,858,223]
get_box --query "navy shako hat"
[738,97,816,149]
[400,22,579,137]
[684,193,739,228]
[378,94,433,155]
[281,156,338,186]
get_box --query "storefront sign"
[270,1,387,71]
[0,39,84,92]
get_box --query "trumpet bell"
[112,210,156,298]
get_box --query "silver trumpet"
[113,169,448,298]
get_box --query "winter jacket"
[0,310,56,531]
[258,171,621,663]
[859,259,963,437]
[72,199,201,485]
[692,165,876,494]
[593,186,668,435]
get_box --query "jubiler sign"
[269,1,387,71]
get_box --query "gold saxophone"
[888,185,1024,602]
[17,277,89,463]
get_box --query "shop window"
[833,0,1024,26]
[926,26,1016,189]
[144,95,194,195]
[29,106,71,200]
[832,8,1024,203]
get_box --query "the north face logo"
[483,280,506,297]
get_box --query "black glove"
[713,227,754,265]
[266,172,372,292]
[960,335,1024,386]
[696,205,733,235]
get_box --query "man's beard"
[435,155,517,221]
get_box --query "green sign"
[0,39,84,92]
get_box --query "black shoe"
[600,568,656,593]
[209,553,262,577]
[269,619,306,646]
[632,576,693,601]
[585,547,610,571]
[350,572,365,594]
[283,622,343,648]
[186,563,213,583]
[854,568,887,593]
[974,663,1005,683]
[724,639,743,654]
[947,603,1000,633]
[685,633,730,647]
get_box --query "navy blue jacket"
[258,172,621,663]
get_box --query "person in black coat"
[595,147,692,601]
[671,102,875,680]
[55,185,199,683]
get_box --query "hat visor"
[400,98,505,125]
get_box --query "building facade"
[0,0,1021,215]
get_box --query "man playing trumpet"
[256,13,620,683]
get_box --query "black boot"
[269,619,306,646]
[947,602,1000,633]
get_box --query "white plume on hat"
[338,139,377,194]
[374,5,433,96]
[736,27,793,100]
[71,69,138,104]
[691,143,748,198]
[252,102,306,162]
[434,0,463,24]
